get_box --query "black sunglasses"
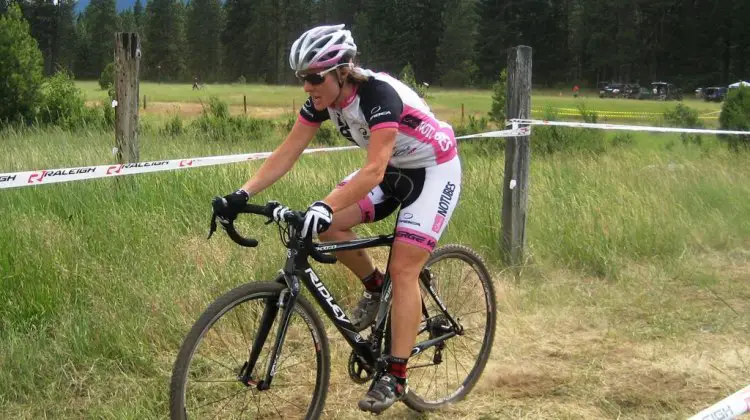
[297,72,327,85]
[296,63,348,85]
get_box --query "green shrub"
[488,69,507,124]
[533,106,607,155]
[718,86,750,151]
[577,102,598,123]
[191,96,276,141]
[454,115,490,138]
[0,3,44,123]
[235,75,247,84]
[313,122,338,146]
[453,115,502,157]
[664,103,704,146]
[162,113,184,136]
[99,62,114,90]
[611,132,635,148]
[399,63,427,97]
[39,71,86,128]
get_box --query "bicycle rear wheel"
[170,281,330,419]
[405,244,496,412]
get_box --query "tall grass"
[1,126,749,418]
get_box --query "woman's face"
[302,70,342,110]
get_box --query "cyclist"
[215,24,461,414]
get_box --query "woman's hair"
[346,67,370,84]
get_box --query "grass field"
[77,81,724,127]
[2,108,749,419]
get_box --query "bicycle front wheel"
[405,244,497,412]
[170,281,330,419]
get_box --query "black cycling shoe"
[350,290,381,332]
[357,372,407,414]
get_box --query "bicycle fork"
[239,282,298,391]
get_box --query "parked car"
[703,87,727,102]
[622,83,641,99]
[650,82,682,100]
[599,83,625,98]
[637,87,654,100]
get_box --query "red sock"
[361,269,383,293]
[387,356,408,380]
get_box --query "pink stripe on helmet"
[311,45,349,69]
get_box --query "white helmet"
[289,24,357,73]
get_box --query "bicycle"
[170,200,497,419]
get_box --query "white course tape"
[455,126,530,139]
[0,145,357,190]
[511,119,750,136]
[688,384,750,420]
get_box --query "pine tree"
[133,0,143,30]
[222,0,255,81]
[186,0,223,82]
[144,0,187,81]
[0,3,44,122]
[77,0,118,79]
[19,0,77,75]
[474,0,510,86]
[436,0,478,87]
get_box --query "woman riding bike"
[214,24,461,415]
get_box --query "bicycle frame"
[242,231,460,390]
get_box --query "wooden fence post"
[143,95,147,110]
[501,45,532,268]
[243,95,247,115]
[114,32,141,163]
[461,103,465,126]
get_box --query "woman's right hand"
[214,189,250,222]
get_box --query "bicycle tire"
[404,244,497,412]
[170,281,330,419]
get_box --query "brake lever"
[208,212,218,239]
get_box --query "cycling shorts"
[336,156,461,252]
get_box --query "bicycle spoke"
[456,309,486,319]
[267,388,309,411]
[454,335,480,361]
[210,387,244,420]
[446,341,471,377]
[262,391,285,418]
[458,333,485,347]
[208,327,242,369]
[193,379,242,383]
[194,387,248,411]
[196,354,239,375]
[237,393,252,418]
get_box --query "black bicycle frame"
[245,232,459,390]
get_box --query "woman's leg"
[387,240,431,359]
[318,203,374,279]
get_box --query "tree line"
[4,0,750,89]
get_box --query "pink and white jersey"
[298,68,457,169]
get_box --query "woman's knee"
[388,244,430,284]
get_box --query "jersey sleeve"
[358,79,403,132]
[298,97,330,126]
